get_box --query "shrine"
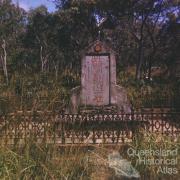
[67,40,131,113]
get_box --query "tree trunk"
[1,39,8,84]
[136,41,143,80]
[40,46,49,72]
[148,58,152,80]
[54,61,59,81]
[40,46,44,72]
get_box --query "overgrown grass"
[0,140,93,179]
[0,69,179,179]
[0,72,79,113]
[0,132,179,180]
[120,131,180,180]
[117,70,180,109]
[0,68,179,112]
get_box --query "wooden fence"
[0,110,179,144]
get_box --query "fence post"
[60,111,65,144]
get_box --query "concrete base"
[66,85,131,114]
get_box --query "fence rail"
[0,110,179,144]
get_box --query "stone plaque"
[82,55,110,106]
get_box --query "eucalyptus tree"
[25,6,52,72]
[132,0,180,80]
[50,0,98,76]
[0,0,26,84]
[51,0,180,80]
[96,0,179,80]
[159,12,180,77]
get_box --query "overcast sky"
[12,0,56,12]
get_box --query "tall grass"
[0,140,93,179]
[0,132,179,180]
[0,73,72,113]
[117,70,179,108]
[119,131,180,180]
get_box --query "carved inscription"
[82,56,110,105]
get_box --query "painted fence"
[0,110,179,144]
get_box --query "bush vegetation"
[0,68,179,114]
[118,69,180,109]
[0,132,179,179]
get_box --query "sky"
[12,0,56,12]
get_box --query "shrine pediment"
[82,40,115,55]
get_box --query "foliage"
[0,0,179,87]
[117,69,179,108]
[0,2,179,179]
[0,132,179,179]
[0,73,72,111]
[1,0,179,80]
[0,140,93,179]
[126,131,180,180]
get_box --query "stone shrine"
[67,40,131,113]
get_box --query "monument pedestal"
[79,105,118,114]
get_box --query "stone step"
[79,105,118,114]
